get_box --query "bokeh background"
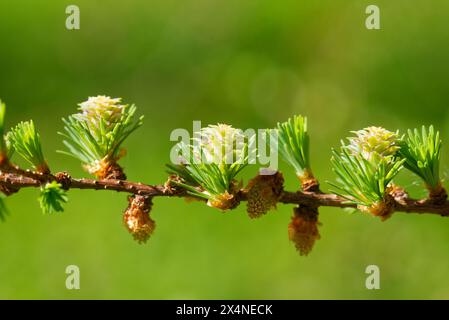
[0,0,448,299]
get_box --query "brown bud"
[164,174,187,195]
[0,152,9,167]
[427,182,447,205]
[207,191,240,211]
[86,159,127,180]
[388,184,408,203]
[207,180,242,211]
[104,161,127,180]
[246,171,284,219]
[55,172,72,190]
[359,195,395,221]
[299,169,319,192]
[123,195,155,244]
[288,206,321,256]
[36,162,51,175]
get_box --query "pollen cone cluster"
[123,195,155,244]
[246,171,284,218]
[288,206,321,256]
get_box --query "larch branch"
[0,168,448,217]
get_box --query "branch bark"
[0,168,448,217]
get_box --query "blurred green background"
[1,0,449,299]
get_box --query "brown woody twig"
[0,166,448,218]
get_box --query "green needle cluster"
[38,181,68,214]
[6,120,49,173]
[273,115,311,179]
[399,126,442,191]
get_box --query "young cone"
[246,171,284,218]
[168,123,252,211]
[288,206,321,256]
[123,195,155,244]
[60,95,143,181]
